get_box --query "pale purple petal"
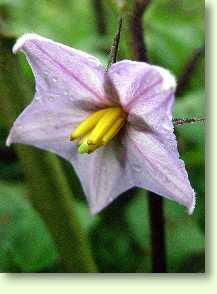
[7,33,110,159]
[6,96,90,160]
[108,60,176,129]
[124,126,195,214]
[13,33,110,109]
[71,141,134,214]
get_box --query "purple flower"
[7,34,195,214]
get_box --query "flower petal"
[13,33,109,109]
[7,34,111,160]
[108,60,176,128]
[7,96,90,160]
[124,126,195,214]
[70,141,134,214]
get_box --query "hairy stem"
[106,17,123,70]
[173,117,205,126]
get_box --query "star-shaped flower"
[7,34,195,214]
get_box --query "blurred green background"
[0,0,204,273]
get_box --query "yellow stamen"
[102,116,126,145]
[87,107,123,145]
[78,135,100,154]
[70,108,110,140]
[70,106,127,154]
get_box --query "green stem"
[0,33,96,272]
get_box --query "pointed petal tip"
[5,130,14,147]
[6,125,20,147]
[89,200,110,215]
[89,195,117,216]
[12,33,45,54]
[153,66,177,91]
[6,136,11,147]
[89,205,100,216]
[187,190,196,215]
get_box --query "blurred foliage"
[0,0,204,272]
[0,182,58,272]
[145,0,204,75]
[126,190,204,273]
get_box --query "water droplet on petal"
[17,124,23,130]
[48,96,55,101]
[132,163,141,172]
[63,90,69,96]
[52,77,57,82]
[35,96,40,101]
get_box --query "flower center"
[70,107,127,154]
